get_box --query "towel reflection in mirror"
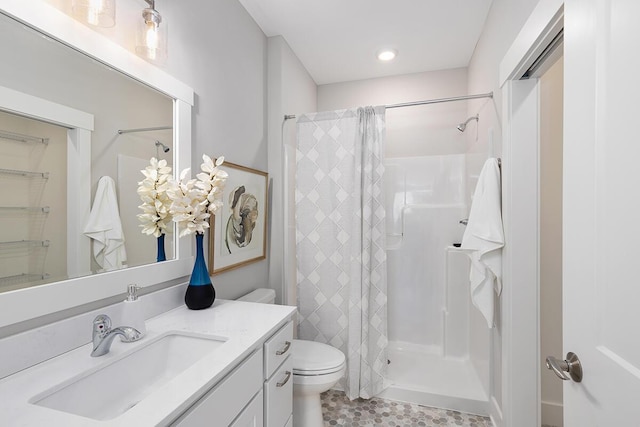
[225,186,258,254]
[83,176,128,272]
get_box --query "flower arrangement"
[166,155,228,237]
[137,157,173,237]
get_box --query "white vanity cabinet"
[171,320,294,427]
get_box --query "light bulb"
[72,0,115,28]
[145,22,159,59]
[87,0,104,26]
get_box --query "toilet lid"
[292,339,346,375]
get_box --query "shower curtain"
[295,106,388,399]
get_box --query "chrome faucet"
[91,314,141,357]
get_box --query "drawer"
[264,356,293,427]
[263,321,293,379]
[172,349,263,427]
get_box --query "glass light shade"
[136,11,168,65]
[71,0,116,28]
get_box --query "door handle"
[545,352,583,382]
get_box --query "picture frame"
[208,161,268,275]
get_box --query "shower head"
[155,140,170,153]
[456,115,479,132]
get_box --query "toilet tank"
[237,288,276,304]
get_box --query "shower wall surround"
[381,153,490,413]
[384,154,467,349]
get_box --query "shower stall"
[285,92,493,415]
[378,154,490,415]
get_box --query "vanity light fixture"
[71,0,116,28]
[135,0,167,64]
[377,48,397,62]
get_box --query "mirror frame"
[0,0,195,328]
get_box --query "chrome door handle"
[276,371,292,388]
[276,340,291,356]
[545,352,583,382]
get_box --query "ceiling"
[238,0,494,85]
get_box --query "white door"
[563,0,640,423]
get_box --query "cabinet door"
[172,350,263,427]
[231,390,263,427]
[264,356,293,427]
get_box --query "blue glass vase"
[185,233,215,310]
[156,234,167,262]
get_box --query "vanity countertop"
[0,299,296,426]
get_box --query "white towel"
[461,158,504,328]
[84,176,128,271]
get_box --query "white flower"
[167,155,228,237]
[137,157,173,238]
[195,155,228,215]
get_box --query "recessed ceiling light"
[377,49,397,61]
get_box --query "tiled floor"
[321,390,491,426]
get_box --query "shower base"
[377,342,489,416]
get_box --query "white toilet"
[238,289,346,427]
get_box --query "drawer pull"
[276,340,291,356]
[276,371,292,388]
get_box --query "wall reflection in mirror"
[0,12,174,292]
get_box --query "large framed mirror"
[0,1,195,328]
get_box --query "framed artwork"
[208,161,268,275]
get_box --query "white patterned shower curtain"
[295,107,388,399]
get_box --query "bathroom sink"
[30,332,227,421]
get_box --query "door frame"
[498,0,564,426]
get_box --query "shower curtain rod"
[283,92,493,120]
[386,92,493,109]
[117,126,173,135]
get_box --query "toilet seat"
[291,339,346,376]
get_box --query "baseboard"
[489,395,503,427]
[542,400,563,427]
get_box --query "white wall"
[318,68,468,158]
[539,56,564,427]
[159,0,269,300]
[465,0,544,422]
[266,36,317,305]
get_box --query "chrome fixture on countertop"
[91,314,141,357]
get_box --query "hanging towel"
[83,176,128,271]
[461,158,504,328]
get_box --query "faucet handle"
[93,314,112,338]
